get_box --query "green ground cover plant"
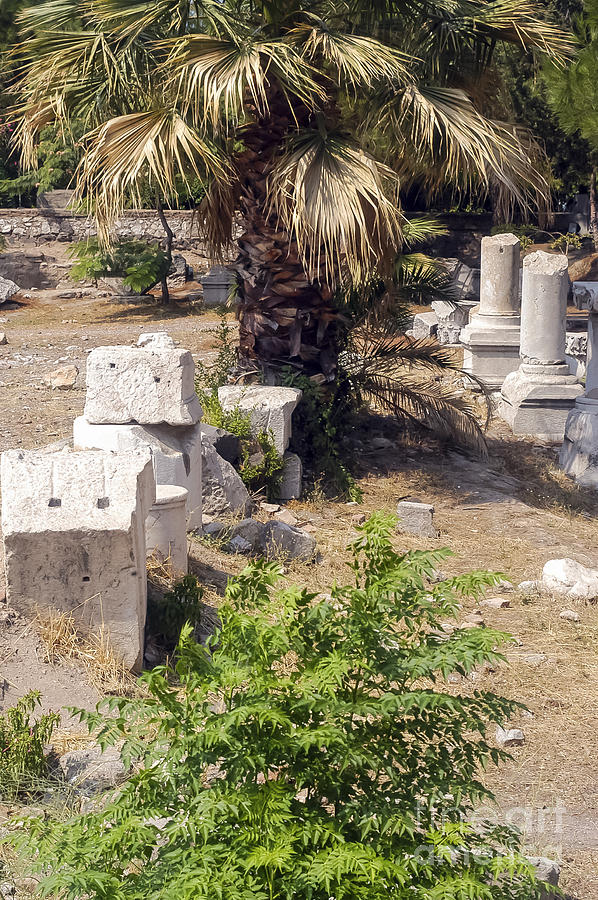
[0,691,58,800]
[11,515,548,899]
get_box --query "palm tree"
[14,0,568,378]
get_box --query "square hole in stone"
[48,497,61,507]
[154,376,160,383]
[97,497,110,509]
[109,362,116,369]
[82,576,90,582]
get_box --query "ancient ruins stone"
[279,452,302,500]
[200,265,236,307]
[218,385,302,454]
[0,332,7,345]
[412,311,438,339]
[274,508,298,527]
[481,597,511,609]
[541,557,598,601]
[1,447,154,671]
[45,364,79,389]
[201,423,241,465]
[229,535,253,554]
[145,484,188,575]
[137,332,176,349]
[495,726,525,747]
[84,337,202,425]
[228,518,266,551]
[527,856,561,899]
[262,520,316,561]
[58,746,125,794]
[74,417,203,530]
[0,275,20,303]
[201,434,250,517]
[435,258,480,301]
[559,608,580,622]
[396,500,436,537]
[565,331,587,379]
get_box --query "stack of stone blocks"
[1,332,308,671]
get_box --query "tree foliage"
[11,515,547,899]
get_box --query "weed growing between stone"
[11,515,547,899]
[0,691,58,800]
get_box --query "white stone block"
[218,385,302,454]
[145,484,188,576]
[84,341,202,426]
[396,501,436,538]
[279,452,302,500]
[73,417,202,529]
[1,448,155,671]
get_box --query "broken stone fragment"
[541,557,598,602]
[201,436,250,517]
[495,726,525,747]
[274,508,298,527]
[278,451,302,500]
[396,500,436,538]
[217,385,302,455]
[559,608,580,623]
[481,597,511,609]
[262,520,316,561]
[45,363,79,390]
[0,275,20,303]
[201,423,241,465]
[58,746,125,794]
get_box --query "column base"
[460,315,521,390]
[499,365,583,441]
[559,396,598,487]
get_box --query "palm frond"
[402,215,448,246]
[288,19,413,87]
[457,0,574,58]
[267,129,404,285]
[375,83,549,213]
[76,109,231,239]
[166,34,325,128]
[394,253,456,306]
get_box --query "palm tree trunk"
[590,167,598,251]
[234,97,339,381]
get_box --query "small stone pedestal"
[460,233,521,389]
[560,283,598,485]
[145,484,189,575]
[499,252,582,440]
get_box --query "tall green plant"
[0,691,58,799]
[12,515,546,899]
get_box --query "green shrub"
[146,574,206,648]
[490,223,536,252]
[196,314,283,499]
[69,239,169,292]
[0,691,58,799]
[550,232,582,254]
[12,515,544,899]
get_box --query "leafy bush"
[550,232,582,254]
[0,691,58,799]
[196,314,283,499]
[146,574,206,649]
[12,515,544,899]
[69,239,168,292]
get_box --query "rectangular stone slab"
[84,345,202,426]
[1,448,155,671]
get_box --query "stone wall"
[0,208,212,250]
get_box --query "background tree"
[14,0,569,377]
[543,0,598,245]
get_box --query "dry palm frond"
[458,0,575,58]
[267,129,405,285]
[76,108,231,239]
[375,83,549,214]
[288,20,413,87]
[167,34,324,128]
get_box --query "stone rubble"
[396,500,436,537]
[495,726,525,747]
[541,557,598,602]
[58,746,125,794]
[45,363,79,389]
[263,520,317,561]
[201,433,251,517]
[559,608,580,623]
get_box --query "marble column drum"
[460,233,522,389]
[499,251,582,441]
[560,282,598,486]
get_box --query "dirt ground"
[1,288,598,898]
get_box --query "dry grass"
[35,609,141,697]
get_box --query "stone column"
[499,251,582,441]
[460,233,521,389]
[560,282,598,485]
